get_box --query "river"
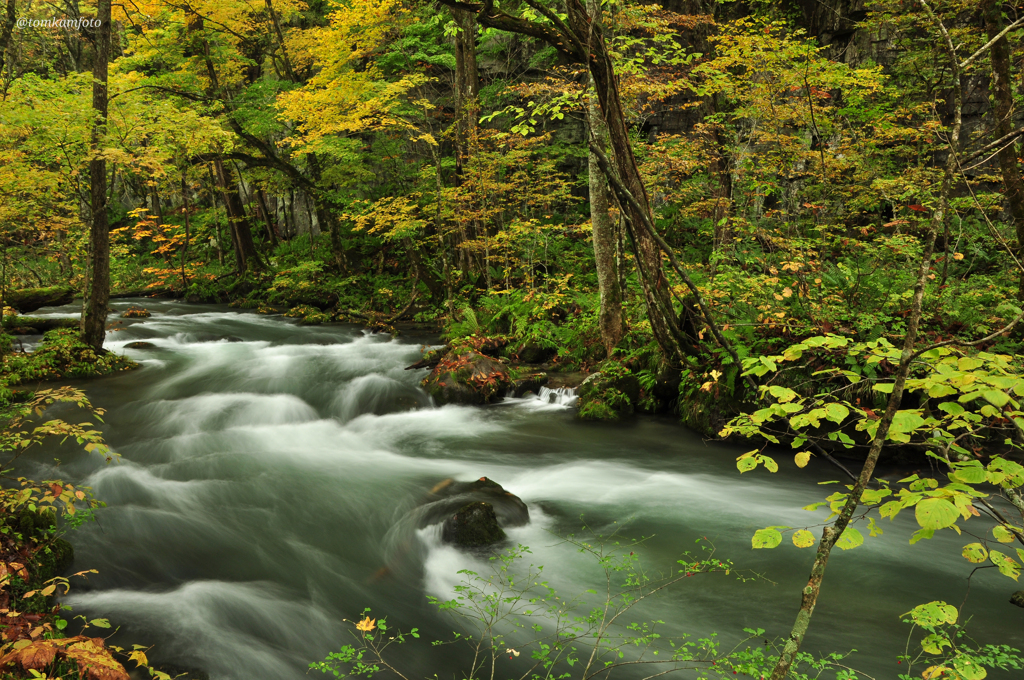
[17,300,1024,679]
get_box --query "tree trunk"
[769,2,962,675]
[982,0,1024,300]
[81,0,112,351]
[453,8,480,178]
[0,0,16,77]
[586,0,623,357]
[565,0,686,365]
[213,159,261,272]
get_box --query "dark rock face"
[421,351,512,405]
[512,373,548,397]
[124,341,157,349]
[417,477,530,548]
[442,502,507,547]
[515,342,557,365]
[1012,591,1024,609]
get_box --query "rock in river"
[417,477,530,548]
[442,502,506,547]
[421,350,512,406]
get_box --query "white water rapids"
[14,300,1022,679]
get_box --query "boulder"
[124,341,157,350]
[6,286,75,314]
[512,373,548,397]
[1012,591,1024,609]
[442,502,506,547]
[421,351,512,405]
[514,342,557,364]
[577,364,640,420]
[417,477,529,548]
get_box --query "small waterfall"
[504,385,578,410]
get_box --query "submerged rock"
[418,477,529,548]
[124,341,156,350]
[442,502,506,547]
[421,350,512,405]
[1012,591,1024,609]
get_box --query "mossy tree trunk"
[81,0,112,351]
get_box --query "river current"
[17,300,1024,679]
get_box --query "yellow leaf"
[356,616,376,632]
[794,451,811,468]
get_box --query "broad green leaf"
[768,385,798,403]
[921,634,951,654]
[890,411,925,435]
[835,526,864,550]
[873,382,894,393]
[737,457,758,473]
[794,451,811,468]
[938,402,965,416]
[927,383,956,398]
[989,550,1021,580]
[961,543,988,564]
[792,530,815,548]
[982,390,1010,408]
[90,618,111,628]
[752,528,783,549]
[953,655,988,680]
[906,601,958,627]
[910,528,935,544]
[762,455,779,473]
[915,498,959,530]
[950,464,987,485]
[993,525,1015,543]
[824,403,849,424]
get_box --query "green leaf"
[890,411,925,435]
[752,528,783,549]
[873,382,895,393]
[762,455,779,473]
[921,633,951,654]
[835,526,864,550]
[905,601,958,627]
[89,618,111,628]
[737,457,758,473]
[915,498,959,530]
[950,464,987,485]
[910,528,935,544]
[982,390,1010,408]
[952,655,988,680]
[792,529,815,548]
[993,525,1016,543]
[989,550,1021,580]
[961,543,988,564]
[824,403,849,424]
[938,402,965,416]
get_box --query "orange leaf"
[355,616,377,632]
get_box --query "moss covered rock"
[441,502,507,547]
[421,351,511,405]
[1012,591,1024,609]
[576,363,640,421]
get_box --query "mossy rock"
[421,351,511,405]
[1012,591,1024,609]
[121,306,151,318]
[441,502,507,547]
[511,373,548,397]
[124,341,157,349]
[576,363,640,421]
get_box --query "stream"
[17,300,1024,679]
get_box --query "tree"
[586,0,623,357]
[81,0,112,351]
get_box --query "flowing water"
[16,301,1024,679]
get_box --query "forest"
[1,0,1024,679]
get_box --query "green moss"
[3,329,138,386]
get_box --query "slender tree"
[585,0,623,357]
[81,0,112,350]
[981,0,1024,300]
